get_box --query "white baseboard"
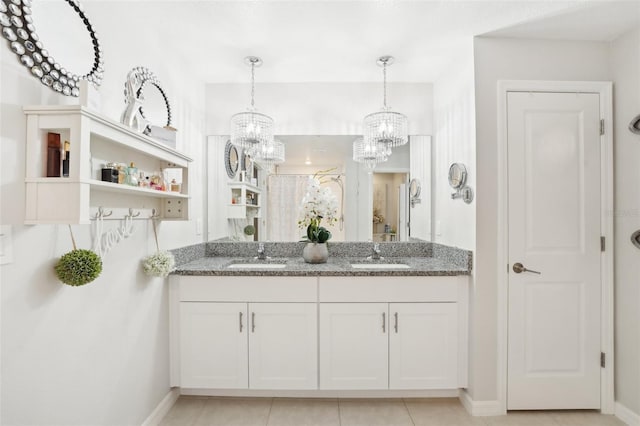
[141,388,180,426]
[180,388,459,398]
[616,402,640,426]
[459,389,504,416]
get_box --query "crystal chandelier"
[362,56,408,154]
[352,137,388,172]
[230,56,275,151]
[253,138,285,171]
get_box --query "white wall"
[472,37,611,402]
[206,82,433,136]
[610,26,640,417]
[433,44,476,251]
[0,2,206,424]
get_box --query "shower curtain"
[266,175,309,241]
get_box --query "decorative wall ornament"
[0,0,104,96]
[448,163,474,204]
[120,66,172,134]
[629,114,640,135]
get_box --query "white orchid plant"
[297,172,339,244]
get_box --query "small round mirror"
[448,163,467,190]
[225,140,239,178]
[139,81,171,127]
[409,178,421,198]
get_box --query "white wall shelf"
[24,105,193,224]
[227,182,262,219]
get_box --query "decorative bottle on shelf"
[62,141,70,177]
[46,132,61,177]
[126,162,138,186]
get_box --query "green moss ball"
[55,249,102,286]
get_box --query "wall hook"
[95,206,113,219]
[128,208,141,218]
[150,208,161,220]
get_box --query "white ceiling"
[72,0,639,84]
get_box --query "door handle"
[382,312,386,333]
[251,312,255,333]
[239,312,243,333]
[394,312,398,333]
[512,262,541,274]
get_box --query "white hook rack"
[90,207,158,221]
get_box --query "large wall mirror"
[206,135,432,243]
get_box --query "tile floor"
[159,397,626,426]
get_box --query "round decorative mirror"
[631,230,640,250]
[138,78,172,127]
[409,178,421,198]
[448,163,467,189]
[1,0,104,96]
[225,140,239,179]
[120,67,171,133]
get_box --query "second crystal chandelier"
[354,56,409,171]
[230,56,284,169]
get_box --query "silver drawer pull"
[382,312,386,333]
[239,312,243,333]
[394,312,398,333]
[251,312,256,333]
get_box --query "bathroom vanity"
[169,241,471,397]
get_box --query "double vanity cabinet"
[169,268,469,396]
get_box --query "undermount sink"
[227,263,287,269]
[350,263,410,269]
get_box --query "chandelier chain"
[383,62,387,108]
[250,62,255,109]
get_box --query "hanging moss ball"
[142,251,176,278]
[55,249,102,286]
[243,225,255,236]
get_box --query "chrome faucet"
[255,243,267,260]
[367,243,383,261]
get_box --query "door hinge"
[601,352,606,368]
[600,119,605,136]
[601,236,606,252]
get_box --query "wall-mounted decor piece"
[629,114,640,135]
[448,162,474,204]
[225,140,239,179]
[409,178,421,208]
[631,230,640,250]
[54,225,102,286]
[120,66,173,144]
[0,0,104,96]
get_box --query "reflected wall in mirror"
[206,135,432,243]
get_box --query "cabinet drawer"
[319,276,463,302]
[179,276,317,302]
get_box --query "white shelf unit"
[227,182,262,219]
[24,105,193,224]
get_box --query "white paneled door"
[507,92,602,409]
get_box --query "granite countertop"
[171,241,472,277]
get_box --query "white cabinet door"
[179,302,248,389]
[389,303,458,389]
[248,303,317,389]
[319,303,389,389]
